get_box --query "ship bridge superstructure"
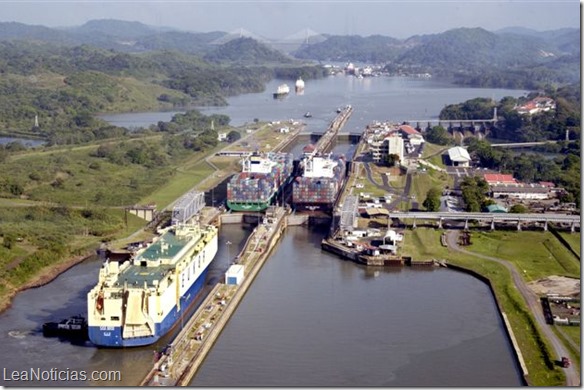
[242,153,281,174]
[302,154,338,179]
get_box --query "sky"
[0,0,580,39]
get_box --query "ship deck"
[118,263,175,288]
[117,229,195,288]
[137,230,191,261]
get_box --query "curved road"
[445,230,580,386]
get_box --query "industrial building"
[446,146,472,167]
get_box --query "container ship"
[227,152,294,212]
[87,221,218,347]
[292,152,347,212]
[273,83,290,98]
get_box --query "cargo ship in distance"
[87,221,218,347]
[273,83,290,99]
[295,77,305,93]
[227,152,294,212]
[292,152,347,212]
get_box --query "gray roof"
[491,185,550,193]
[447,146,471,162]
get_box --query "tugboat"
[43,315,88,340]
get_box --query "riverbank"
[0,251,93,314]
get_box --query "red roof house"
[483,173,517,185]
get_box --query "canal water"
[190,226,523,387]
[0,75,528,386]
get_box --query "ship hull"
[292,202,334,212]
[226,200,271,212]
[227,152,294,212]
[88,268,209,347]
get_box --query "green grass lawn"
[142,161,214,210]
[552,325,580,375]
[410,169,452,208]
[421,142,448,168]
[465,230,580,281]
[558,232,581,257]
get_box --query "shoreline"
[0,251,94,315]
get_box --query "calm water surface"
[190,226,523,387]
[0,76,528,386]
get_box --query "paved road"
[445,230,580,386]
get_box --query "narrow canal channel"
[190,226,524,387]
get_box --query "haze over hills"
[0,19,578,58]
[0,19,577,91]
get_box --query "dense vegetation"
[294,34,404,63]
[295,27,579,89]
[465,138,581,205]
[440,85,581,143]
[459,176,492,212]
[0,39,326,145]
[438,88,581,204]
[0,107,227,304]
[204,37,295,64]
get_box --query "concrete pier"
[140,207,288,386]
[313,105,353,154]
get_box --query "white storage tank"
[225,264,245,285]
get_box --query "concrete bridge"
[490,140,567,148]
[402,108,498,137]
[297,132,362,143]
[388,211,580,232]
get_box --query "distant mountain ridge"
[0,19,577,56]
[0,19,578,87]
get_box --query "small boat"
[43,315,88,340]
[304,112,312,118]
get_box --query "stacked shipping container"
[292,154,347,212]
[227,152,294,211]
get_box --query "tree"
[227,130,241,143]
[460,176,490,212]
[383,153,400,167]
[509,204,528,213]
[425,125,451,145]
[422,187,441,211]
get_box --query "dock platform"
[140,207,288,386]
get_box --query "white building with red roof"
[515,97,556,115]
[398,125,425,146]
[484,174,560,200]
[483,173,518,185]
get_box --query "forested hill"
[293,27,580,89]
[0,20,225,55]
[0,39,324,144]
[293,35,405,63]
[203,37,295,65]
[293,26,579,64]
